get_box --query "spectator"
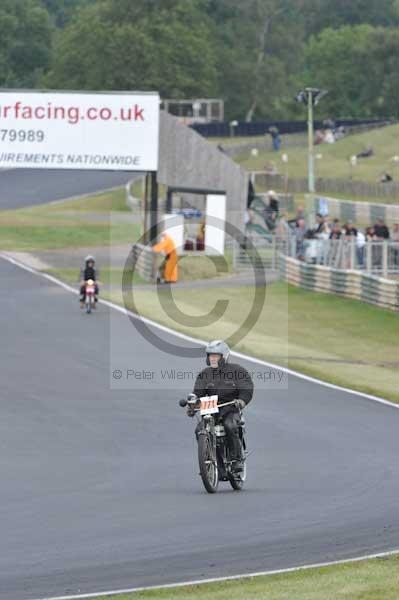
[319,222,331,239]
[323,118,336,133]
[366,226,377,241]
[391,223,399,266]
[324,129,335,144]
[334,125,346,140]
[276,211,291,237]
[356,229,366,268]
[343,220,358,238]
[374,217,390,240]
[329,220,342,240]
[247,180,255,208]
[295,218,307,260]
[314,212,325,235]
[269,126,281,152]
[295,205,306,225]
[356,145,374,159]
[288,205,306,229]
[304,228,318,263]
[314,129,325,145]
[316,222,331,265]
[267,190,279,214]
[379,172,393,183]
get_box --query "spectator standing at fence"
[314,213,325,235]
[276,212,290,237]
[391,223,399,266]
[295,218,307,260]
[341,220,357,269]
[267,190,279,215]
[329,220,342,240]
[374,217,390,240]
[343,220,358,238]
[356,229,366,268]
[316,222,331,264]
[366,226,379,268]
[294,205,306,226]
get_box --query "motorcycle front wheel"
[228,460,246,491]
[198,433,218,493]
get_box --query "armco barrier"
[280,255,399,311]
[132,243,154,281]
[306,194,399,225]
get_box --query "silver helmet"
[205,340,230,367]
[85,255,95,265]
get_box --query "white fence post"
[382,241,388,278]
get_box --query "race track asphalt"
[0,169,140,210]
[2,257,399,600]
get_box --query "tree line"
[2,0,399,120]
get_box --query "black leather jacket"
[193,362,253,414]
[80,266,98,281]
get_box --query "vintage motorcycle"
[179,394,248,493]
[84,279,96,314]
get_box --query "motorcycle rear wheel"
[198,433,218,493]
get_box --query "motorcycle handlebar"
[178,398,240,410]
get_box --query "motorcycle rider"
[79,255,99,308]
[188,340,254,472]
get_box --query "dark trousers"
[196,410,242,461]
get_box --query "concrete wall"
[158,111,248,235]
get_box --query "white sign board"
[205,194,226,255]
[0,90,159,171]
[163,213,184,254]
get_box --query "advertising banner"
[0,90,159,171]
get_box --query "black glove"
[187,407,196,418]
[236,399,246,410]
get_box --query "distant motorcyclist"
[79,255,99,308]
[189,340,254,471]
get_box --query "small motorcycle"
[179,394,247,494]
[84,279,96,314]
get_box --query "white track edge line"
[3,252,399,597]
[31,548,399,600]
[1,250,398,411]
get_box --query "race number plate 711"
[200,395,219,415]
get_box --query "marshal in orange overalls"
[152,233,178,283]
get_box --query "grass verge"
[0,189,140,250]
[89,554,399,599]
[239,123,399,187]
[104,281,399,403]
[45,268,144,286]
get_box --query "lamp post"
[229,120,238,138]
[295,88,328,193]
